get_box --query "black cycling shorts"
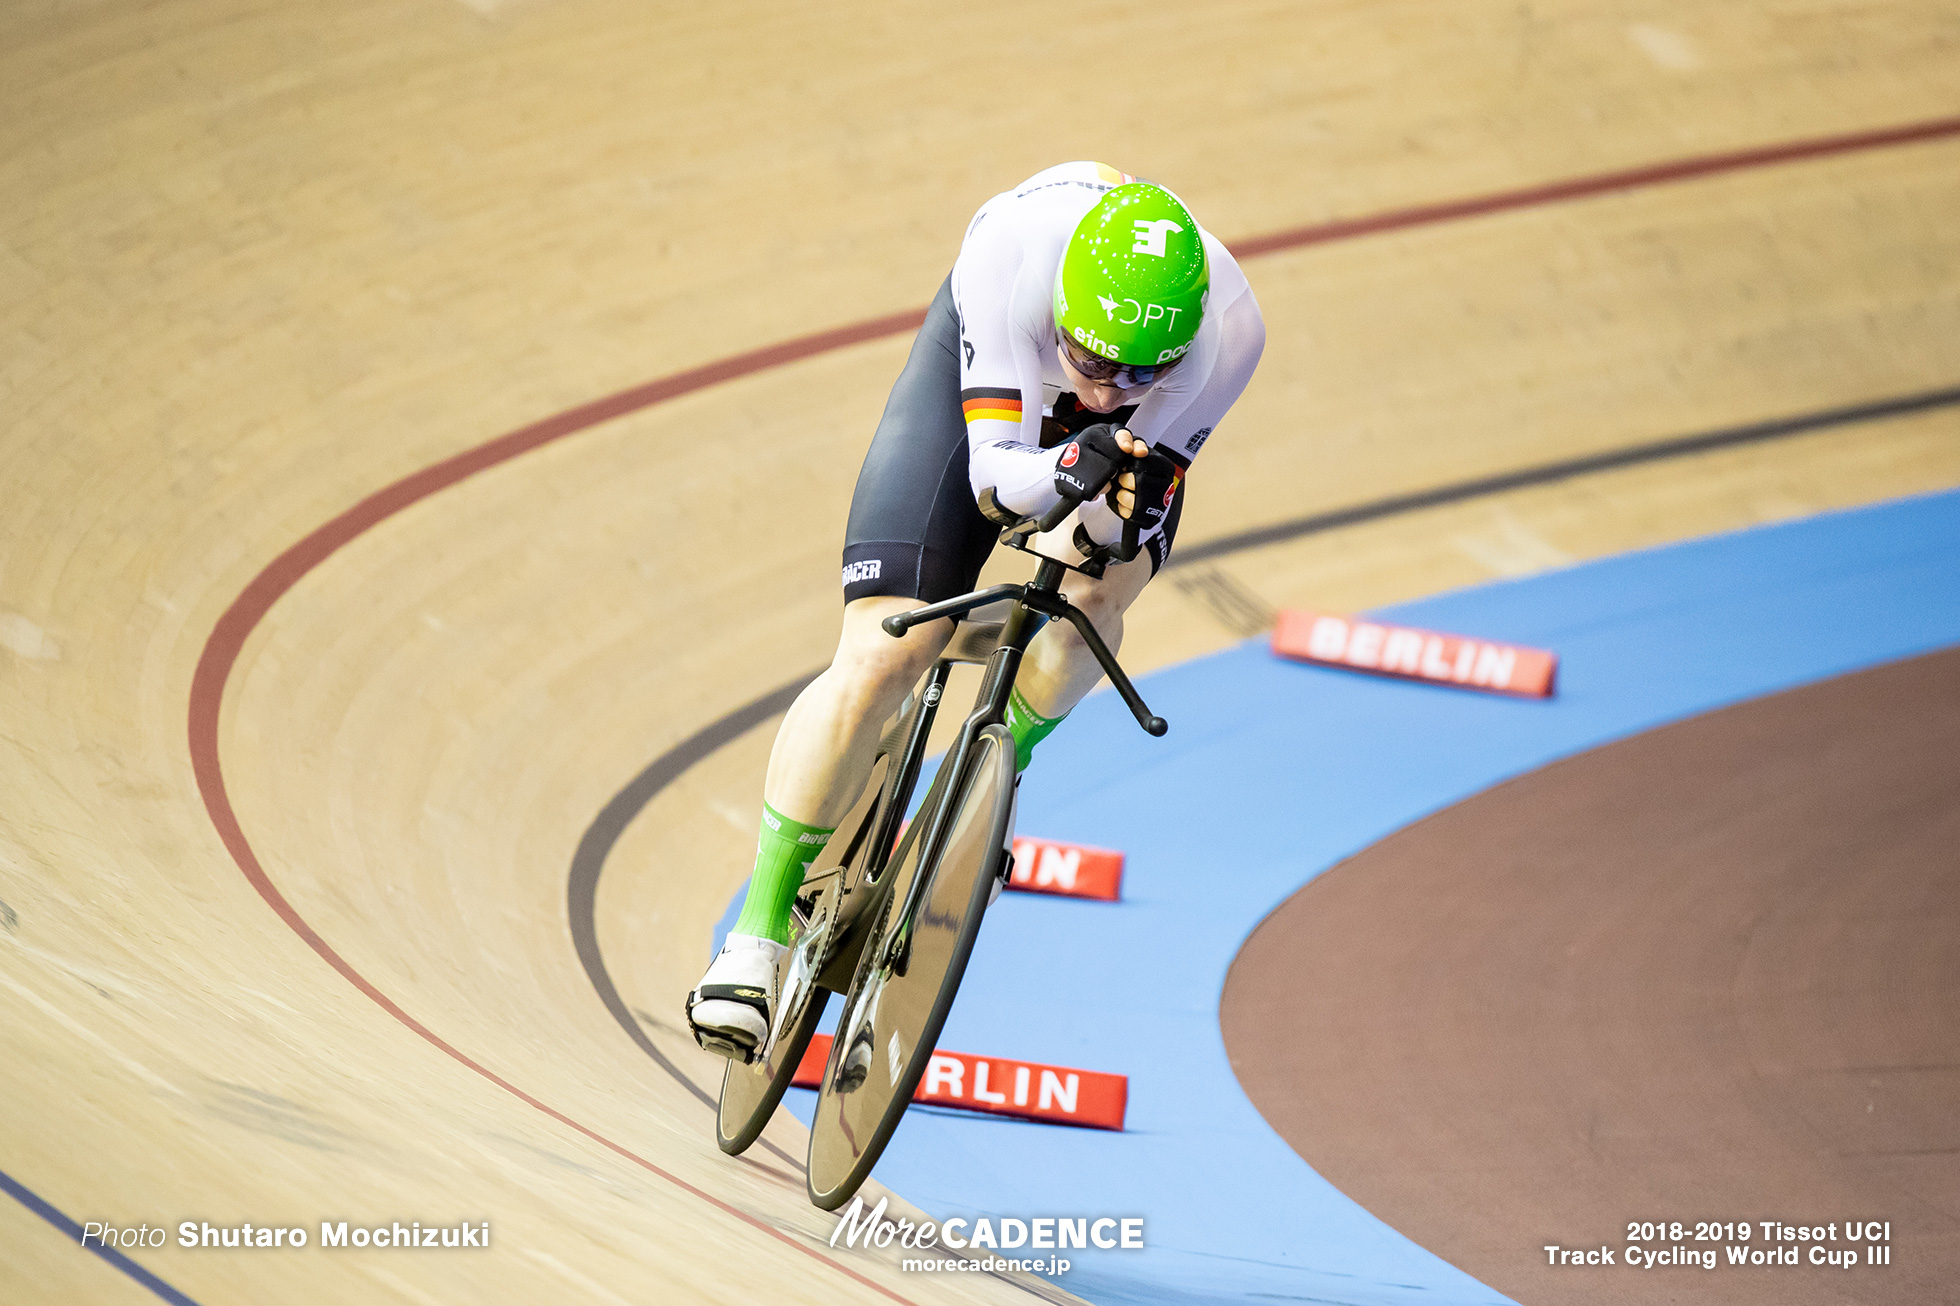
[840,275,1182,605]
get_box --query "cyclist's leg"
[690,606,951,1062]
[1009,548,1150,725]
[766,270,991,839]
[691,276,991,1055]
[1008,483,1186,766]
[763,597,952,829]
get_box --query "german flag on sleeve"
[961,387,1024,430]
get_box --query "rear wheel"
[715,679,936,1155]
[712,892,835,1156]
[805,724,1015,1209]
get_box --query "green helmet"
[1053,182,1210,369]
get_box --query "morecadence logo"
[829,1195,1143,1274]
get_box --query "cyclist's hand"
[1107,433,1177,527]
[1051,424,1130,504]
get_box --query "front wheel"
[805,724,1016,1209]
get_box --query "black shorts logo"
[841,559,883,587]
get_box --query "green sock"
[731,803,834,945]
[1004,685,1068,772]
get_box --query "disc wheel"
[805,724,1015,1209]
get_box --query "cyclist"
[688,162,1265,1060]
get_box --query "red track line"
[186,111,1960,1293]
[187,620,916,1289]
[1227,112,1960,259]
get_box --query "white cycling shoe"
[686,933,788,1063]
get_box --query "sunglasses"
[1058,336,1180,389]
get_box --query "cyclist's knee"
[832,598,949,697]
[1065,563,1147,634]
[1069,589,1128,632]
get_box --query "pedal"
[990,851,1013,907]
[687,969,776,1067]
[837,1027,873,1092]
[694,1028,759,1065]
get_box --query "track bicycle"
[711,469,1169,1211]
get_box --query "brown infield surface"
[1221,645,1960,1305]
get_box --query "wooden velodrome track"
[4,2,1959,1303]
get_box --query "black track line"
[1174,384,1960,565]
[567,381,1960,1125]
[568,671,818,1168]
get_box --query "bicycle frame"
[872,519,1168,975]
[722,486,1173,1195]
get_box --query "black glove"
[1113,448,1181,532]
[1050,423,1127,503]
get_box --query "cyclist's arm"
[1075,280,1266,546]
[955,228,1068,517]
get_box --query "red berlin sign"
[898,823,1126,901]
[1006,836,1123,901]
[793,1035,1127,1131]
[1272,609,1557,698]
